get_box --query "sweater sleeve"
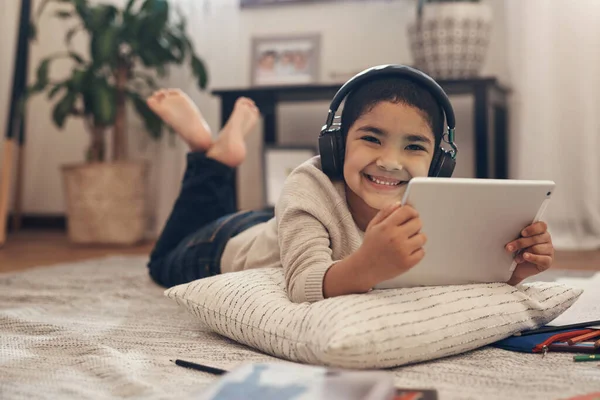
[277,206,338,303]
[275,158,344,304]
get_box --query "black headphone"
[318,64,458,179]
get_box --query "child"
[146,75,555,304]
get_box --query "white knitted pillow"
[165,268,582,369]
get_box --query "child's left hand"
[505,221,554,285]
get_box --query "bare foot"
[206,97,260,167]
[146,89,212,151]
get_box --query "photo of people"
[251,35,320,86]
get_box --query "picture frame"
[263,146,317,207]
[251,34,321,87]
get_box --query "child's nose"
[376,156,403,171]
[376,147,404,170]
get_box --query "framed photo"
[263,146,317,207]
[251,34,321,86]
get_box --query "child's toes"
[148,91,166,106]
[146,96,159,109]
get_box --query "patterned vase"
[407,2,493,79]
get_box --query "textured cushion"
[165,268,582,369]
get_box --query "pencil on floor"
[170,359,227,375]
[573,355,599,362]
[567,330,600,345]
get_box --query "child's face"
[343,101,436,221]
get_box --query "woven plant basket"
[407,2,493,79]
[61,161,149,245]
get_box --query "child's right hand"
[360,202,427,287]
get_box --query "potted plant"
[407,0,493,79]
[24,0,208,245]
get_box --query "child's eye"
[406,144,426,151]
[361,136,381,145]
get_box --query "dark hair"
[340,77,445,150]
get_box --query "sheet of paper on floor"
[547,272,600,328]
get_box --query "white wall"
[0,0,509,224]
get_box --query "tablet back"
[374,178,555,289]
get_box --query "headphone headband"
[318,64,458,180]
[322,65,456,142]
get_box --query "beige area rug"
[1,256,599,400]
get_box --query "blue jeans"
[147,152,274,288]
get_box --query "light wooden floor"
[0,231,154,273]
[1,230,599,274]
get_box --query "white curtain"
[504,0,600,250]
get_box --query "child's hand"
[360,202,427,286]
[505,221,554,285]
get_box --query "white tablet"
[374,177,555,289]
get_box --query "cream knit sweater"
[220,156,365,303]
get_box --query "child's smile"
[362,172,408,190]
[343,101,435,230]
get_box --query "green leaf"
[89,4,118,31]
[165,32,186,62]
[69,52,85,65]
[70,68,88,90]
[52,91,77,128]
[82,87,95,116]
[140,0,169,35]
[48,83,66,100]
[138,39,168,67]
[154,36,178,63]
[124,0,139,16]
[191,55,208,89]
[55,10,73,18]
[128,91,163,139]
[90,26,118,66]
[36,58,52,88]
[92,82,116,125]
[73,0,92,29]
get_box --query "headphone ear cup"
[429,149,442,177]
[429,148,456,177]
[336,129,345,177]
[436,150,456,178]
[318,128,344,179]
